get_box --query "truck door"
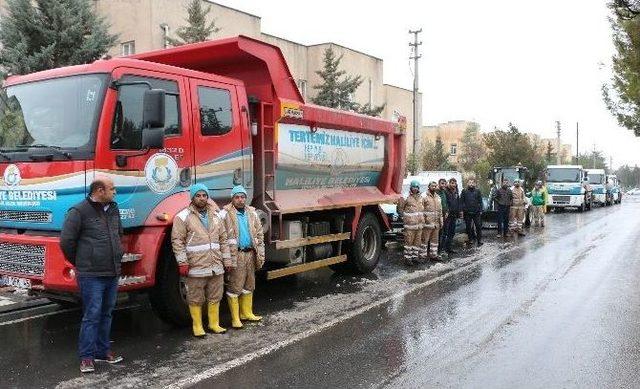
[100,69,193,228]
[188,80,247,200]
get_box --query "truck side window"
[198,86,232,136]
[111,75,180,150]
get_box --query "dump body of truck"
[0,36,404,324]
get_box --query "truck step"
[118,275,146,286]
[120,253,142,263]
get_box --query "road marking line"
[169,253,499,389]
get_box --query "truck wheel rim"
[362,226,378,262]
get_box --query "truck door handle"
[180,168,191,187]
[233,168,242,185]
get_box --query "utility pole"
[575,122,579,164]
[555,121,561,165]
[592,144,596,169]
[409,29,422,156]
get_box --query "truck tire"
[149,245,190,327]
[579,201,586,212]
[344,213,382,274]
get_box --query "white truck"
[546,165,592,212]
[586,168,608,206]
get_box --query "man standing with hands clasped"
[460,178,484,247]
[60,177,124,373]
[171,183,229,338]
[219,185,265,329]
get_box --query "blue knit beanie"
[231,185,247,197]
[190,183,209,199]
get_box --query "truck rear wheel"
[149,246,190,327]
[346,213,382,274]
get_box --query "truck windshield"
[497,168,521,184]
[588,174,603,184]
[547,168,581,183]
[0,74,107,153]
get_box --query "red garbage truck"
[0,36,405,324]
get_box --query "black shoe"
[447,249,458,254]
[477,241,484,246]
[517,232,526,237]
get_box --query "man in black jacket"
[60,177,124,373]
[460,178,484,246]
[443,178,463,254]
[490,179,513,238]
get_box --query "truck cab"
[606,174,622,204]
[586,168,608,206]
[546,165,592,212]
[483,165,531,228]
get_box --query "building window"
[121,41,135,56]
[297,79,307,99]
[198,86,233,136]
[450,143,457,156]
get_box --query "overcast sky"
[217,0,640,168]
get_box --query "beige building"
[531,135,574,164]
[421,120,478,164]
[0,0,420,149]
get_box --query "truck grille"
[552,195,571,204]
[0,242,46,276]
[0,210,52,223]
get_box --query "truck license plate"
[0,275,32,289]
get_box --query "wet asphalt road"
[2,199,640,388]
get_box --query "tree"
[483,123,547,185]
[166,0,220,46]
[616,164,640,188]
[421,134,452,171]
[0,0,118,75]
[312,47,385,116]
[577,150,608,170]
[406,152,420,175]
[545,141,556,164]
[458,122,485,172]
[603,1,640,136]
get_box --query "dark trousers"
[78,275,118,360]
[464,212,482,243]
[497,205,510,235]
[443,214,458,252]
[438,216,449,252]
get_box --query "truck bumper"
[0,228,165,294]
[548,194,583,207]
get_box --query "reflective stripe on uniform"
[186,242,221,252]
[227,238,237,245]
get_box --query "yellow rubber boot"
[239,293,262,322]
[188,305,206,337]
[227,296,243,329]
[207,302,227,334]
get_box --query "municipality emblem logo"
[3,164,21,186]
[145,153,178,194]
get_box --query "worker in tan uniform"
[397,180,424,265]
[509,179,527,237]
[171,183,229,337]
[219,185,265,329]
[422,181,444,261]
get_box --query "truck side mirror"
[143,89,166,129]
[142,128,165,149]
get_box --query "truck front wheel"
[346,213,382,274]
[149,245,190,327]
